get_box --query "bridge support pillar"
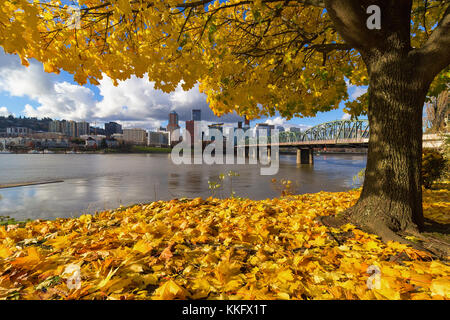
[309,148,314,165]
[297,148,314,165]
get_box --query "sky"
[0,51,367,131]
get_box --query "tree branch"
[307,43,353,52]
[324,0,378,50]
[414,4,450,80]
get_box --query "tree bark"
[347,49,429,239]
[323,0,450,242]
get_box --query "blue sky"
[0,51,367,131]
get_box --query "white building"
[123,128,147,145]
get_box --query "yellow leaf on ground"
[430,278,450,298]
[11,247,40,268]
[133,240,152,254]
[277,270,294,283]
[154,280,188,300]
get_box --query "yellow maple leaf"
[132,240,153,254]
[11,247,40,268]
[154,280,188,300]
[277,270,294,283]
[0,245,12,259]
[430,278,450,298]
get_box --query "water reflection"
[0,153,366,220]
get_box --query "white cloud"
[0,52,242,130]
[266,116,285,127]
[350,86,367,100]
[345,78,367,101]
[342,113,351,120]
[0,106,11,117]
[263,117,311,131]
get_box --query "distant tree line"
[0,115,53,133]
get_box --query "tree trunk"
[323,0,450,249]
[347,50,430,239]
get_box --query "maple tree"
[0,0,449,242]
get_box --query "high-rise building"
[185,119,204,146]
[48,119,90,137]
[167,111,180,143]
[67,121,77,137]
[185,120,195,145]
[105,122,123,136]
[123,128,147,145]
[49,120,61,133]
[77,122,90,136]
[192,109,201,121]
[169,111,179,126]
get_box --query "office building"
[49,120,61,133]
[6,127,32,136]
[167,111,180,143]
[105,122,123,136]
[123,128,147,145]
[185,120,195,145]
[49,119,90,137]
[192,109,201,121]
[66,120,77,137]
[90,126,106,135]
[77,122,90,136]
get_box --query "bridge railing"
[245,119,370,145]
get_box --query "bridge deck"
[245,138,369,148]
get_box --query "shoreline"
[0,180,64,189]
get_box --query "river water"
[0,153,366,220]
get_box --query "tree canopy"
[0,0,448,120]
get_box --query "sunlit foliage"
[0,185,449,300]
[0,1,448,119]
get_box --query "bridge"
[243,120,369,164]
[244,119,446,165]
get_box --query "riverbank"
[2,146,172,154]
[0,184,448,300]
[0,180,63,189]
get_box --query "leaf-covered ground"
[0,184,449,300]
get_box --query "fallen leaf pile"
[0,183,449,300]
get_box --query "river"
[0,153,366,220]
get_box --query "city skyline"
[0,52,366,132]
